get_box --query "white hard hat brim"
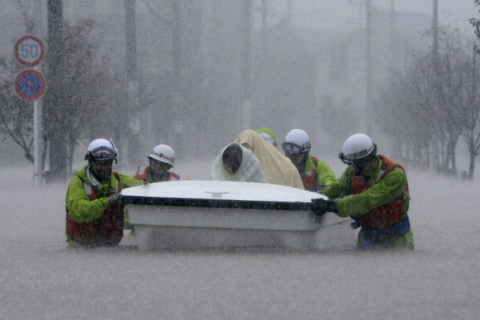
[148,154,174,167]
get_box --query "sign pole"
[14,34,46,186]
[34,96,43,187]
[34,0,44,187]
[14,69,46,186]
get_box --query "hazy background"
[1,3,480,318]
[1,0,480,173]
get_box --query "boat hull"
[122,181,356,250]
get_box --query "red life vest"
[351,155,409,228]
[301,156,318,192]
[134,165,180,182]
[66,172,124,246]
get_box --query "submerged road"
[1,166,479,320]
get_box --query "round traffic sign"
[14,35,45,67]
[14,69,46,101]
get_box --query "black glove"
[310,198,338,215]
[108,193,123,206]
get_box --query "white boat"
[121,180,356,251]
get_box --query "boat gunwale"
[122,196,315,211]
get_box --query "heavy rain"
[1,1,480,319]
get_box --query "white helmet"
[282,129,311,154]
[340,133,376,164]
[148,144,175,167]
[85,138,117,162]
[258,132,275,146]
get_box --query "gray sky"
[285,0,478,35]
[387,0,477,31]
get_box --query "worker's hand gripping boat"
[121,180,356,251]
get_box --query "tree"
[42,19,106,175]
[470,1,480,42]
[374,72,433,168]
[457,45,480,180]
[406,45,464,173]
[0,57,36,164]
[377,28,480,178]
[0,16,126,177]
[0,0,45,166]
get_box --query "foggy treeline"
[1,0,479,181]
[376,28,480,180]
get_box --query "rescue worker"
[134,144,180,183]
[282,129,336,191]
[65,138,143,248]
[211,142,268,183]
[311,133,414,250]
[256,128,278,148]
[234,130,304,189]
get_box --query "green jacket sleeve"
[119,173,143,189]
[321,168,353,199]
[65,175,109,223]
[316,160,336,187]
[334,167,407,218]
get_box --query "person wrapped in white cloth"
[234,130,304,189]
[211,143,268,183]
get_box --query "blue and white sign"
[14,35,45,67]
[14,69,46,101]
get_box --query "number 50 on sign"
[14,35,45,67]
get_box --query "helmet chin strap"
[353,163,363,176]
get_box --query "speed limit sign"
[14,35,45,67]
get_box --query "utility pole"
[125,0,137,84]
[286,0,291,21]
[34,0,44,186]
[433,0,439,56]
[124,0,141,167]
[47,0,66,183]
[364,0,373,135]
[172,0,182,84]
[261,0,267,50]
[470,43,477,179]
[388,0,396,76]
[389,0,403,159]
[242,0,252,130]
[261,0,267,33]
[171,0,184,157]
